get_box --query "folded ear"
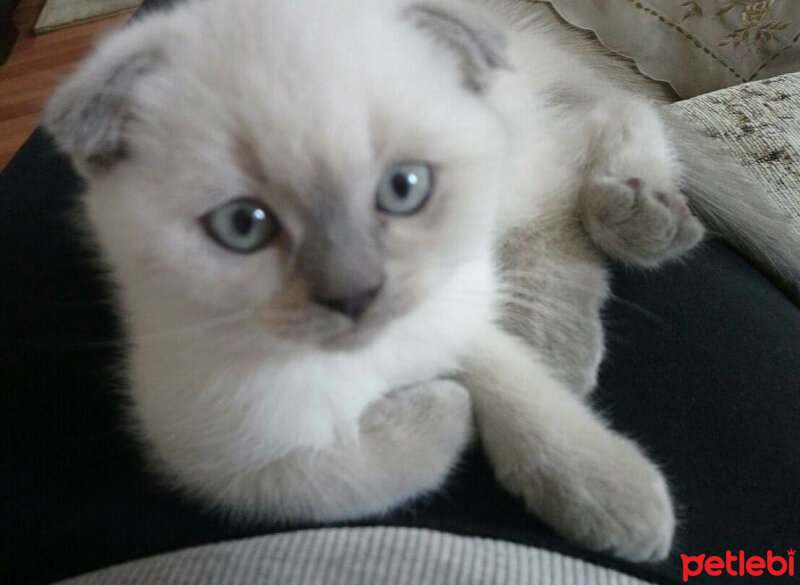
[406,2,509,93]
[42,24,165,172]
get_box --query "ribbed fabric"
[53,527,652,585]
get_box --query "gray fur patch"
[44,48,162,169]
[298,204,385,304]
[543,83,596,110]
[499,213,608,396]
[407,4,509,93]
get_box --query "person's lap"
[2,114,798,585]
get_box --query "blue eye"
[376,163,434,215]
[201,197,280,253]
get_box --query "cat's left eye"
[200,197,280,254]
[376,163,433,216]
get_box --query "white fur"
[43,0,704,562]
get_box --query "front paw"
[582,176,704,266]
[537,433,674,562]
[361,380,473,472]
[501,428,675,562]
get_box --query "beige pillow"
[543,0,800,98]
[667,73,800,239]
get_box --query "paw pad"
[583,176,705,265]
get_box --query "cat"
[43,0,799,563]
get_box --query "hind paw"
[581,176,704,266]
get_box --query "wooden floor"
[0,0,131,169]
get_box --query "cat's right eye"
[376,163,433,216]
[200,197,281,254]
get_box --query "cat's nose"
[315,282,383,320]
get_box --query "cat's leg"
[462,323,675,561]
[229,380,472,522]
[575,94,705,266]
[496,91,702,399]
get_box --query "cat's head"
[44,0,513,350]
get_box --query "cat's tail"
[666,114,800,306]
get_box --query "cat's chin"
[317,319,386,352]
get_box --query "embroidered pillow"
[542,0,800,98]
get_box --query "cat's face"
[48,0,511,350]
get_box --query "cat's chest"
[130,323,468,463]
[247,331,467,456]
[247,356,390,458]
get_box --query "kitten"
[43,0,799,563]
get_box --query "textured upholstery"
[668,72,800,235]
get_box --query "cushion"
[667,72,800,235]
[542,0,800,98]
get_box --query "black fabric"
[4,130,799,585]
[2,3,799,580]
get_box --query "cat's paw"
[530,431,675,562]
[361,380,473,468]
[581,176,704,266]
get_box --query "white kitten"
[43,0,798,563]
